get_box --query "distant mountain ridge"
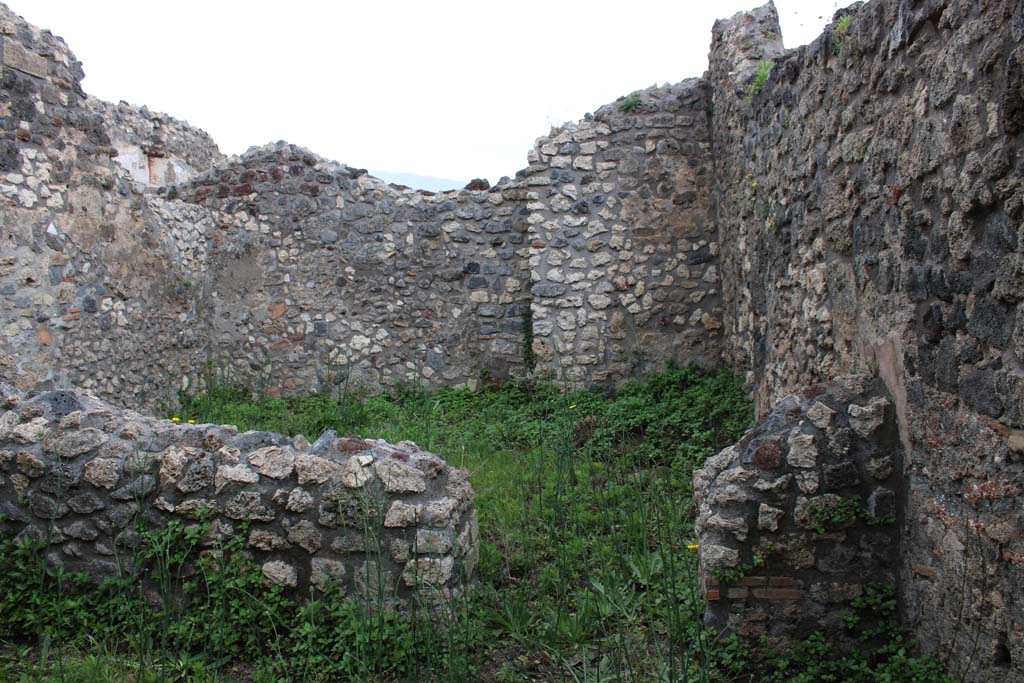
[370,169,466,192]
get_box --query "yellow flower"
[187,419,196,424]
[751,181,758,188]
[687,544,700,550]
[171,416,180,423]
[569,404,577,410]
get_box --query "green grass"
[750,60,773,96]
[0,364,952,682]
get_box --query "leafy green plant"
[714,552,766,585]
[762,585,954,683]
[833,15,853,57]
[751,60,773,95]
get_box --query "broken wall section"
[90,97,224,187]
[0,2,210,410]
[694,376,901,651]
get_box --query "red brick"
[752,588,804,601]
[768,577,803,588]
[727,588,749,599]
[735,576,768,587]
[705,589,721,601]
[704,576,720,587]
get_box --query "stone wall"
[706,1,1024,679]
[0,0,725,406]
[160,143,532,394]
[525,81,722,385]
[0,382,478,601]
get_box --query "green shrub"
[619,92,641,113]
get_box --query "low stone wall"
[0,383,478,602]
[694,376,901,648]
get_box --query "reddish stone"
[269,303,288,320]
[338,436,371,453]
[753,443,783,469]
[38,327,52,346]
[802,385,827,399]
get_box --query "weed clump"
[618,92,642,113]
[751,60,773,96]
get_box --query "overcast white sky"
[13,0,848,187]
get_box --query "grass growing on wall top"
[0,365,952,682]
